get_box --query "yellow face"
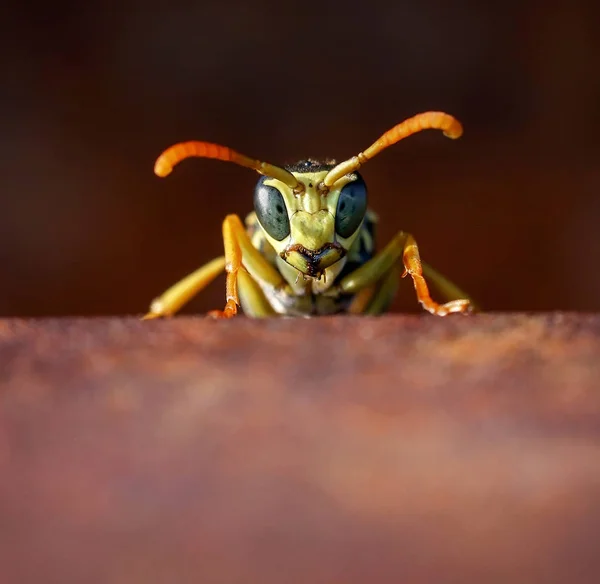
[253,163,368,280]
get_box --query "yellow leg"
[422,261,480,310]
[346,284,379,314]
[208,214,287,319]
[143,256,226,319]
[364,265,401,315]
[237,269,277,317]
[336,231,472,316]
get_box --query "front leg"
[208,214,287,318]
[401,234,471,315]
[143,256,226,319]
[335,231,473,316]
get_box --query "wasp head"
[253,159,368,281]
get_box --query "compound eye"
[254,179,290,241]
[334,174,368,238]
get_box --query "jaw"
[282,243,346,278]
[276,254,347,295]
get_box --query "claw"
[141,312,162,320]
[424,298,472,317]
[207,298,238,319]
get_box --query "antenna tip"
[442,120,463,140]
[154,159,172,178]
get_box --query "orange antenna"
[322,112,463,188]
[154,141,304,193]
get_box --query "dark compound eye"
[334,174,368,238]
[254,178,290,241]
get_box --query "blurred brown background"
[1,0,599,317]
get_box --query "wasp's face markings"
[280,242,345,279]
[253,167,367,280]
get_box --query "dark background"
[1,0,599,317]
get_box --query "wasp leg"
[337,231,472,316]
[346,265,401,315]
[237,268,278,318]
[364,264,402,315]
[208,214,287,319]
[346,284,379,314]
[143,256,226,319]
[422,261,480,311]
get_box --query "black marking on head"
[284,158,337,173]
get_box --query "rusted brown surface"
[1,313,600,583]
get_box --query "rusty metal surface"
[1,313,600,583]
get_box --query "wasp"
[143,112,475,319]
